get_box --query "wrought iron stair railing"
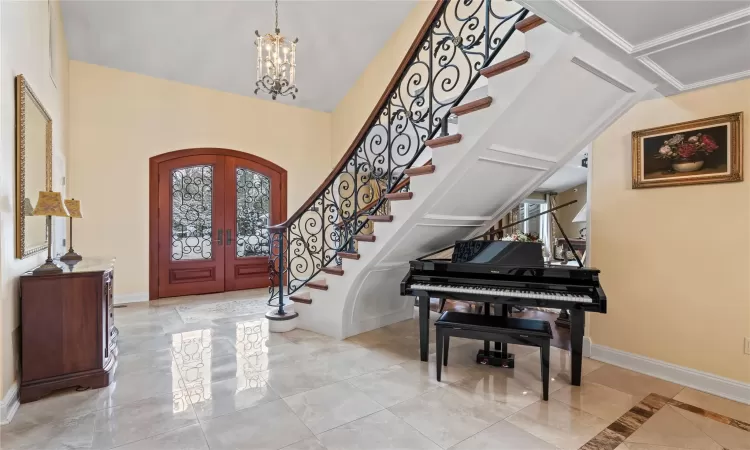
[267,0,529,313]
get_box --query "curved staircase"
[268,1,653,339]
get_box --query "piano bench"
[435,311,553,400]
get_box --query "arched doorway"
[149,148,287,300]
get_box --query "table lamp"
[572,202,587,239]
[31,191,70,274]
[61,198,83,261]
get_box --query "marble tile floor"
[2,291,749,450]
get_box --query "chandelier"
[255,0,298,100]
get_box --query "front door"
[224,156,283,291]
[152,149,286,299]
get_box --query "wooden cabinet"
[19,258,117,403]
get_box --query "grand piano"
[400,201,606,386]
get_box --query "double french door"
[150,149,286,299]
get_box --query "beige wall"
[554,183,587,240]
[330,1,435,165]
[0,1,70,395]
[590,78,750,383]
[68,62,331,299]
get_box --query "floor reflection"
[171,319,271,411]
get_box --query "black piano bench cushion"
[434,311,552,401]
[435,311,552,337]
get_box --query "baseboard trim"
[591,344,750,405]
[1,382,20,425]
[114,292,149,304]
[583,336,592,358]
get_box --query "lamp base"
[60,250,82,262]
[33,261,63,275]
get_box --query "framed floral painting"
[632,112,743,189]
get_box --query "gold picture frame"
[632,112,743,189]
[16,75,53,259]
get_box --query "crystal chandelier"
[255,0,298,100]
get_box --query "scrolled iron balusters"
[269,1,529,308]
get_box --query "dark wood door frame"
[149,148,287,300]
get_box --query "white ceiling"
[61,0,418,112]
[519,0,750,95]
[537,148,588,193]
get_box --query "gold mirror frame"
[16,75,53,259]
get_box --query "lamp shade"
[64,198,83,219]
[32,191,70,217]
[23,197,35,217]
[572,202,588,223]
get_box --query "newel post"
[265,224,298,332]
[276,227,285,315]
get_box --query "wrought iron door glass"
[171,165,214,261]
[236,168,271,257]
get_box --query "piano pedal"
[476,350,515,369]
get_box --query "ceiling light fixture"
[255,0,298,100]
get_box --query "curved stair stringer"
[293,25,656,340]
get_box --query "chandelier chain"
[275,0,279,32]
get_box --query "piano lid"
[417,199,580,263]
[451,241,545,267]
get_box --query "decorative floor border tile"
[580,393,750,450]
[666,397,750,433]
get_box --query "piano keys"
[400,239,607,386]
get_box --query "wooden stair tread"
[289,292,312,304]
[450,97,492,116]
[366,215,393,222]
[321,267,344,276]
[404,165,435,177]
[354,234,376,242]
[337,252,360,260]
[515,15,546,33]
[480,51,531,78]
[385,192,413,201]
[425,134,462,148]
[307,280,328,291]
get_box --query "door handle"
[217,229,223,245]
[226,229,233,246]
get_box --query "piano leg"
[483,302,491,357]
[498,304,509,356]
[419,296,429,362]
[570,308,585,386]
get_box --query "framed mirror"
[16,75,52,259]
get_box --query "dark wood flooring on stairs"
[429,299,571,351]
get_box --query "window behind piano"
[519,201,550,244]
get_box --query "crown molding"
[639,54,750,91]
[553,0,750,91]
[554,0,750,55]
[554,0,634,53]
[636,56,685,90]
[632,7,750,54]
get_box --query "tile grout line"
[579,393,670,450]
[107,424,201,450]
[664,404,725,450]
[666,397,750,432]
[578,391,750,450]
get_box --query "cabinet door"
[21,276,100,381]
